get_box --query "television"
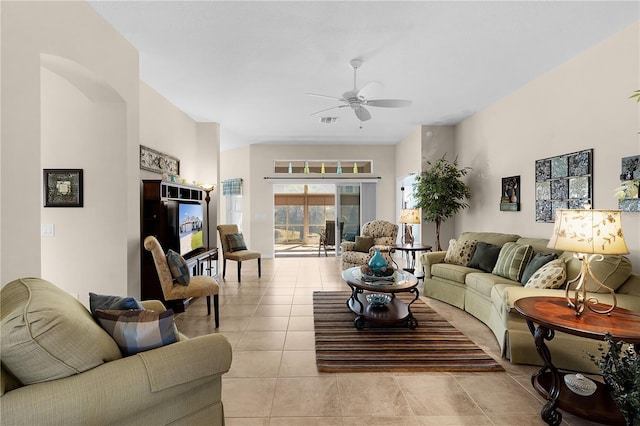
[177,201,204,256]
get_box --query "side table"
[391,244,432,277]
[514,296,640,426]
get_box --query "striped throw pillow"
[492,242,534,282]
[94,309,178,356]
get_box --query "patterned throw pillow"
[492,242,534,282]
[525,259,567,289]
[226,233,248,252]
[89,292,144,315]
[444,239,478,266]
[166,249,190,285]
[520,252,558,285]
[94,309,178,356]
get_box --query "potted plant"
[412,155,471,251]
[588,332,640,426]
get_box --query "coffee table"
[341,267,419,329]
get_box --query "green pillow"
[468,242,502,272]
[492,242,534,282]
[520,252,557,285]
[354,236,374,253]
[166,249,190,285]
[226,233,247,252]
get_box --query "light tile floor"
[174,257,605,426]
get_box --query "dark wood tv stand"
[141,179,217,312]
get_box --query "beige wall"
[1,1,141,300]
[220,144,396,257]
[455,21,640,269]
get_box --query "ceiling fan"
[307,58,412,122]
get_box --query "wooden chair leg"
[214,294,219,328]
[258,258,261,277]
[206,295,211,316]
[237,261,242,282]
[222,259,227,278]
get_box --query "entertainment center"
[141,180,218,311]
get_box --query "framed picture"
[140,145,180,175]
[43,169,83,207]
[500,176,520,211]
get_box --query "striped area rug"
[313,291,504,373]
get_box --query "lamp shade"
[399,208,421,224]
[547,209,629,255]
[200,183,217,192]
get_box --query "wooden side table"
[391,244,432,276]
[514,296,640,426]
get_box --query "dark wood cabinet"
[141,180,217,311]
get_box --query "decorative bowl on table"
[360,265,395,282]
[366,293,392,307]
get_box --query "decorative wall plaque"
[43,169,83,207]
[618,154,640,212]
[535,149,593,222]
[500,176,520,211]
[140,145,180,175]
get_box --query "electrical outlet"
[41,224,55,237]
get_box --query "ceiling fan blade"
[305,92,344,101]
[310,105,347,116]
[357,81,383,98]
[354,106,371,122]
[366,99,412,108]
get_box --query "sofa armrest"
[420,251,446,279]
[0,334,232,425]
[341,241,356,252]
[140,300,168,312]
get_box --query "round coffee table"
[341,267,419,329]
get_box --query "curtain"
[222,178,243,196]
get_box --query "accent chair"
[217,224,261,282]
[340,219,399,270]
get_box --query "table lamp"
[399,208,421,246]
[547,209,629,316]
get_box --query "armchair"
[0,277,232,426]
[340,220,399,270]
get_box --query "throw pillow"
[444,239,478,266]
[94,309,178,356]
[89,292,144,315]
[492,242,534,282]
[525,259,567,289]
[520,252,558,285]
[166,249,190,285]
[468,242,502,272]
[354,236,375,253]
[226,233,247,252]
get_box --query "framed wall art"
[618,154,640,212]
[43,169,83,207]
[140,145,180,175]
[500,175,520,211]
[535,149,593,222]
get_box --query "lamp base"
[403,224,414,246]
[566,253,617,316]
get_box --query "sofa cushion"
[587,255,633,293]
[468,242,502,272]
[0,278,122,385]
[166,249,190,285]
[466,272,518,298]
[89,292,144,314]
[354,236,375,253]
[516,237,564,256]
[94,309,178,356]
[431,263,477,283]
[444,239,478,266]
[520,252,558,285]
[492,242,534,282]
[525,258,566,289]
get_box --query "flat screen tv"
[177,202,204,256]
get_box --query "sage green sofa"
[421,232,640,373]
[1,277,232,426]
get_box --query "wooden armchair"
[143,236,220,327]
[217,224,261,282]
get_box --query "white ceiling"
[88,1,639,152]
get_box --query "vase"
[368,248,387,273]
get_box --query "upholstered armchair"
[340,220,399,270]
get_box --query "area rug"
[313,291,504,373]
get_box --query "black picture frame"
[500,176,520,211]
[43,169,83,207]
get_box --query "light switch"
[41,223,55,237]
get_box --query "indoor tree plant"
[589,332,640,426]
[412,155,471,251]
